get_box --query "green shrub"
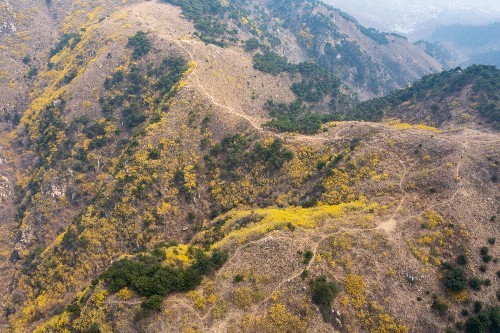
[27,67,38,79]
[61,228,78,250]
[291,62,341,103]
[88,323,101,333]
[443,264,467,292]
[431,296,449,316]
[340,65,500,125]
[464,306,499,333]
[253,51,294,75]
[122,103,147,128]
[148,148,161,160]
[49,33,81,57]
[457,254,469,266]
[251,138,294,170]
[265,112,326,134]
[244,38,260,52]
[161,0,231,46]
[82,121,106,139]
[208,134,249,171]
[469,277,482,291]
[61,70,77,85]
[128,31,152,59]
[257,61,346,133]
[263,100,332,134]
[65,303,81,316]
[303,251,313,265]
[141,295,164,313]
[310,276,338,307]
[144,295,164,311]
[481,250,493,263]
[474,301,483,314]
[100,57,187,128]
[101,248,227,301]
[316,160,326,170]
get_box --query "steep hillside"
[351,66,500,130]
[160,0,442,98]
[0,1,497,333]
[260,0,442,97]
[0,0,144,123]
[0,1,300,330]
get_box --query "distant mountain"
[469,49,500,68]
[415,23,500,69]
[323,0,500,37]
[322,1,500,69]
[427,23,500,68]
[414,40,458,69]
[160,0,442,98]
[428,22,500,50]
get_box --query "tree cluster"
[101,247,227,316]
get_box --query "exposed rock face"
[0,175,12,200]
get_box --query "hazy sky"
[324,0,500,37]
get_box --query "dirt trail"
[252,224,384,311]
[130,3,500,149]
[169,37,343,146]
[108,299,142,306]
[377,159,409,233]
[132,7,265,132]
[131,5,352,145]
[173,39,265,131]
[253,135,471,307]
[168,297,206,330]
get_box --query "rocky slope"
[0,1,498,332]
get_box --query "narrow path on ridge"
[134,9,348,144]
